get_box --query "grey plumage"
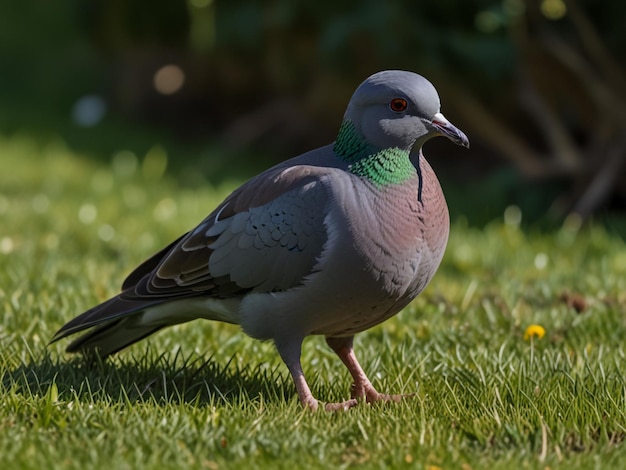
[52,70,469,410]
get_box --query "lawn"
[1,133,626,469]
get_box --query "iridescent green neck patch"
[333,120,415,186]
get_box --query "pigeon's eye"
[389,98,408,113]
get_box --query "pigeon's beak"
[432,112,470,149]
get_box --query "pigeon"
[52,70,469,411]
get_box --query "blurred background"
[1,0,625,227]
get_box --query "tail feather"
[49,292,166,358]
[51,295,160,343]
[52,285,240,357]
[65,317,164,358]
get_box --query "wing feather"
[52,146,347,355]
[53,163,335,344]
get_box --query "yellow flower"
[524,324,546,340]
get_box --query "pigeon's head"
[344,70,469,152]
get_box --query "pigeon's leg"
[275,338,319,410]
[276,338,357,411]
[326,335,408,405]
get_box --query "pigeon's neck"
[333,120,415,186]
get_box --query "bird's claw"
[319,392,415,412]
[324,399,358,412]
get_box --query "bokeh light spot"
[534,253,548,270]
[112,150,138,178]
[475,11,501,33]
[504,205,522,227]
[122,185,147,209]
[153,198,178,222]
[0,237,14,254]
[98,224,116,242]
[189,0,212,8]
[44,233,59,250]
[503,0,525,17]
[142,145,168,180]
[72,95,107,127]
[32,194,50,214]
[78,203,97,224]
[541,0,566,20]
[154,64,185,95]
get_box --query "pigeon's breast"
[238,164,449,341]
[308,169,449,336]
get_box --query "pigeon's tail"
[65,318,164,358]
[49,294,163,358]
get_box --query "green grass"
[1,133,626,469]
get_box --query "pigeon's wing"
[140,161,332,295]
[51,161,334,343]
